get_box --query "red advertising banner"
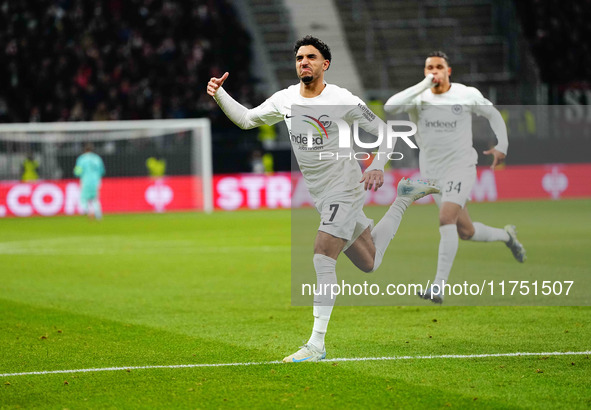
[0,164,589,217]
[213,173,292,211]
[0,176,201,217]
[213,164,591,211]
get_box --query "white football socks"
[432,222,509,290]
[370,197,409,272]
[308,254,337,351]
[470,222,509,242]
[92,199,103,220]
[433,224,459,288]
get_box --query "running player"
[207,36,439,362]
[385,51,526,304]
[74,143,105,220]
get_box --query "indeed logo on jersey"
[288,114,330,151]
[289,132,326,150]
[289,113,418,150]
[424,119,457,129]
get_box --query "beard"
[301,75,313,84]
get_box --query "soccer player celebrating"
[385,51,526,304]
[208,36,439,362]
[74,143,105,220]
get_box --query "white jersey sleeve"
[384,74,434,114]
[470,88,508,154]
[250,91,288,126]
[343,95,391,171]
[213,87,284,129]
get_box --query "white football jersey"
[249,83,384,202]
[406,83,494,177]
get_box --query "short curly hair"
[427,50,450,66]
[294,36,332,70]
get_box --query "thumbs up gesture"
[207,72,229,97]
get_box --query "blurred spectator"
[21,153,40,182]
[1,0,255,124]
[257,123,277,150]
[250,149,264,174]
[146,155,166,177]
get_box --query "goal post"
[0,119,213,216]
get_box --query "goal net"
[0,119,212,217]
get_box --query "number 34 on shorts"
[438,168,476,207]
[445,181,462,193]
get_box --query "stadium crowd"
[515,0,591,85]
[0,0,256,124]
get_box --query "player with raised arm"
[208,36,439,362]
[385,51,526,304]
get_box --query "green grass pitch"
[1,199,590,408]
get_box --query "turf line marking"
[2,351,590,378]
[329,351,591,362]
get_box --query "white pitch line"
[1,351,590,378]
[328,351,591,362]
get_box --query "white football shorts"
[430,166,476,208]
[316,189,373,251]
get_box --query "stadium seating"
[333,0,539,103]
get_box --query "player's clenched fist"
[207,72,229,96]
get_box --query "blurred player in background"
[208,36,439,362]
[21,153,40,182]
[385,51,526,304]
[74,143,105,220]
